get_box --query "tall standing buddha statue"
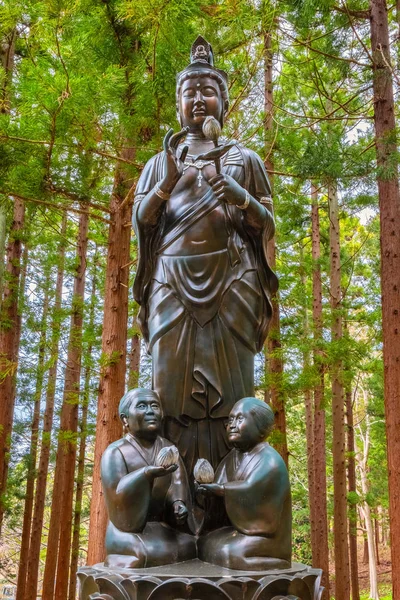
[133,35,278,477]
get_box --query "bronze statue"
[197,398,291,571]
[133,36,278,476]
[101,388,196,569]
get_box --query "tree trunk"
[0,201,7,301]
[16,280,50,600]
[363,535,369,564]
[358,411,379,600]
[0,197,25,532]
[263,27,288,467]
[374,518,380,566]
[300,241,317,563]
[24,213,67,600]
[87,145,134,564]
[369,3,400,596]
[328,181,350,600]
[0,27,16,114]
[0,26,22,533]
[311,184,330,594]
[128,326,141,389]
[345,387,360,600]
[42,209,89,600]
[68,251,98,600]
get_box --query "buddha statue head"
[119,388,163,441]
[227,397,275,451]
[176,36,229,130]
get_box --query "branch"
[46,184,111,214]
[333,5,370,19]
[0,190,110,224]
[282,29,371,68]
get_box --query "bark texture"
[328,182,350,599]
[0,197,25,531]
[24,214,67,600]
[128,328,141,389]
[346,387,360,600]
[42,210,89,600]
[369,2,400,597]
[310,185,330,595]
[263,28,288,467]
[87,146,134,564]
[16,282,50,600]
[68,255,98,600]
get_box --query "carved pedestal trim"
[78,560,324,600]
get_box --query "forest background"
[0,0,399,599]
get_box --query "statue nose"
[194,90,204,103]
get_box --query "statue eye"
[137,403,146,409]
[183,89,195,98]
[202,87,217,97]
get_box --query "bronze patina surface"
[79,36,325,600]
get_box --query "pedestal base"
[78,559,324,600]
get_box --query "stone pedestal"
[78,559,324,600]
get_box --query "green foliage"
[0,0,396,593]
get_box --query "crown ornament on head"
[177,36,228,88]
[191,36,214,66]
[176,36,229,125]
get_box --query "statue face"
[124,392,162,438]
[227,400,260,450]
[179,75,223,130]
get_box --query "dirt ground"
[329,543,392,597]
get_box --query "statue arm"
[101,445,152,533]
[223,456,289,536]
[135,129,189,228]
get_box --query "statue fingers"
[163,129,174,153]
[209,174,224,186]
[180,145,189,164]
[169,127,189,150]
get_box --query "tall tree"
[369,1,400,595]
[87,146,133,564]
[329,181,350,599]
[68,249,98,600]
[262,10,288,466]
[16,277,50,600]
[42,209,89,600]
[24,214,67,600]
[346,385,360,600]
[0,196,25,532]
[310,184,330,593]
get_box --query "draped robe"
[133,145,278,474]
[198,442,292,571]
[101,434,196,568]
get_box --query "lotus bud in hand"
[194,458,215,484]
[155,445,180,468]
[202,116,221,143]
[202,116,222,175]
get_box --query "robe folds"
[101,434,196,568]
[133,145,278,473]
[198,442,292,571]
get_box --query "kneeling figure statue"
[101,388,196,569]
[197,397,291,571]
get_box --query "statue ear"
[121,414,128,430]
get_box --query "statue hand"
[173,500,188,525]
[161,127,189,194]
[197,483,225,497]
[145,464,178,480]
[209,174,247,207]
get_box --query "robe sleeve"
[132,153,166,341]
[101,444,152,533]
[223,448,289,537]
